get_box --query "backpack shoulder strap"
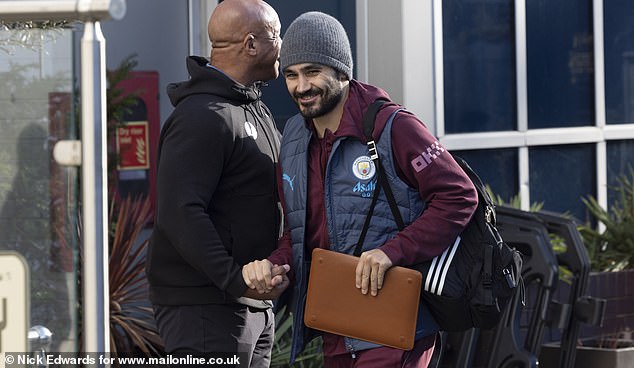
[362,98,390,142]
[451,154,496,226]
[355,98,405,256]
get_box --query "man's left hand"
[355,249,393,296]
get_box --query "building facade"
[0,0,633,353]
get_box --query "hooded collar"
[308,80,396,141]
[166,56,263,107]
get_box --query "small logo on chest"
[283,173,295,191]
[244,121,258,139]
[353,180,377,198]
[352,155,376,180]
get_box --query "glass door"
[0,25,79,353]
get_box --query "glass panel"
[451,148,518,202]
[606,140,634,206]
[442,0,516,133]
[526,0,594,128]
[604,0,634,124]
[529,144,596,222]
[0,28,79,352]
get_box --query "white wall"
[356,0,436,133]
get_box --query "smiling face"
[283,63,346,119]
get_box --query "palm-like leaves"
[74,195,163,355]
[580,169,634,271]
[103,54,162,353]
[270,306,322,367]
[108,195,163,355]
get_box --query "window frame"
[432,0,616,216]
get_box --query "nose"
[296,75,311,94]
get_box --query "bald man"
[146,0,288,365]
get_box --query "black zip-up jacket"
[146,56,281,305]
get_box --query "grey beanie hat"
[280,11,353,80]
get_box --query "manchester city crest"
[352,155,376,180]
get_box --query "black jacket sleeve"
[154,103,248,298]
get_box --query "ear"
[244,33,257,56]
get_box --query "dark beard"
[294,81,344,119]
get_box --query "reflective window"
[529,144,596,222]
[607,140,634,206]
[604,0,634,124]
[440,0,634,241]
[452,148,518,203]
[526,0,594,128]
[0,28,79,352]
[442,0,516,133]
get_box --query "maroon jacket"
[269,80,477,356]
[269,80,477,267]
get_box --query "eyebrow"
[299,64,323,71]
[285,64,324,75]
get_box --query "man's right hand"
[242,260,290,295]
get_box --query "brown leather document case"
[304,248,422,350]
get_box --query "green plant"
[102,54,164,355]
[579,168,634,272]
[105,54,141,190]
[271,306,322,367]
[107,54,140,130]
[74,195,163,355]
[549,233,574,283]
[487,184,544,212]
[107,195,163,355]
[486,185,575,282]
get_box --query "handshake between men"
[241,248,393,298]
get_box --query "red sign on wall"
[116,121,150,170]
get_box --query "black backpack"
[357,100,524,331]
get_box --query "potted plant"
[540,329,634,368]
[539,169,634,368]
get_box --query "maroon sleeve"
[267,232,293,268]
[267,164,293,268]
[378,111,478,266]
